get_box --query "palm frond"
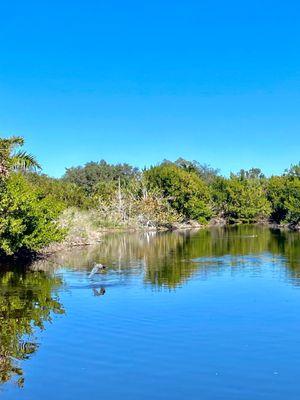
[11,151,41,171]
[0,136,24,150]
[8,136,24,147]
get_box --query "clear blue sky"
[0,0,299,177]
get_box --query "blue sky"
[0,0,299,177]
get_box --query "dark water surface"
[1,226,300,399]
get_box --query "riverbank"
[1,137,299,260]
[40,216,300,257]
[1,209,299,265]
[41,220,205,255]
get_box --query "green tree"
[283,172,300,226]
[174,158,220,183]
[267,176,288,223]
[25,172,91,209]
[267,167,300,226]
[0,136,40,178]
[0,174,65,255]
[63,160,140,195]
[285,163,300,178]
[144,163,212,222]
[213,175,271,223]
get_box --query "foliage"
[92,185,180,229]
[174,158,220,183]
[1,134,300,257]
[267,169,300,226]
[63,160,140,195]
[213,174,271,223]
[133,191,181,228]
[25,172,92,209]
[0,174,65,255]
[236,168,265,180]
[267,176,288,223]
[285,163,300,178]
[284,178,300,225]
[0,136,40,178]
[144,163,212,222]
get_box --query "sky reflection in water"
[1,226,300,400]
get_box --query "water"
[1,225,300,399]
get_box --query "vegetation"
[0,137,64,256]
[63,160,140,195]
[0,136,40,177]
[0,135,300,256]
[212,172,271,223]
[144,162,212,222]
[0,174,65,255]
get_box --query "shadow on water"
[1,225,300,389]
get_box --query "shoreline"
[1,221,299,265]
[41,220,300,256]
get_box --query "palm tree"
[0,136,41,177]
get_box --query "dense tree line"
[0,135,299,256]
[61,157,300,227]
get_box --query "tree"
[284,178,300,225]
[25,172,91,209]
[0,136,40,178]
[214,176,271,223]
[144,163,212,222]
[284,163,300,178]
[267,176,288,223]
[267,171,300,226]
[174,158,220,183]
[236,168,265,180]
[0,174,65,255]
[63,160,140,195]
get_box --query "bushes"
[91,188,180,229]
[284,179,300,225]
[63,160,140,195]
[0,174,65,255]
[144,163,212,223]
[267,173,300,226]
[25,172,91,209]
[1,132,300,257]
[213,175,271,223]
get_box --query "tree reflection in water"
[1,226,300,387]
[0,266,64,387]
[44,226,300,288]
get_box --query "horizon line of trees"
[59,157,300,225]
[0,135,300,256]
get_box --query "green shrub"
[284,178,300,225]
[0,174,65,255]
[213,176,271,223]
[144,163,212,222]
[25,172,91,209]
[267,173,300,226]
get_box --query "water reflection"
[1,226,300,390]
[92,287,106,296]
[0,266,64,387]
[38,225,300,288]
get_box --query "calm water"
[1,226,300,399]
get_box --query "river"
[1,225,300,399]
